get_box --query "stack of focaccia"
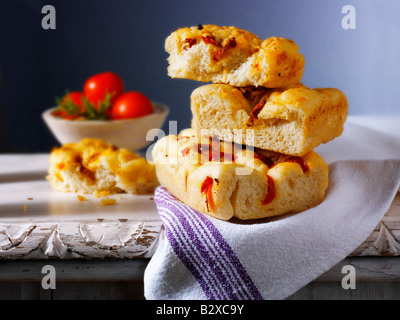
[152,24,348,221]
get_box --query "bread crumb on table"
[100,198,117,207]
[77,195,88,202]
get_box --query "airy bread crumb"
[190,83,348,156]
[165,25,304,88]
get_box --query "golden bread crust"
[152,130,329,220]
[191,83,348,156]
[165,25,305,88]
[47,138,159,195]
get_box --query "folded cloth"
[144,122,400,300]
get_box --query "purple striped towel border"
[154,186,263,300]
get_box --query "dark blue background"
[0,0,399,152]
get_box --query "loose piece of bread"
[47,138,159,195]
[191,83,348,156]
[165,24,305,88]
[152,129,329,221]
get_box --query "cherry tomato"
[51,109,68,118]
[110,92,154,120]
[61,91,86,113]
[51,109,79,120]
[83,72,124,108]
[62,91,84,107]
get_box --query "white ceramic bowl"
[42,103,169,151]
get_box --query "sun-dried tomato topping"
[253,153,276,168]
[180,146,190,157]
[193,139,238,163]
[200,176,213,193]
[226,37,237,49]
[201,36,237,61]
[56,163,65,170]
[213,38,237,61]
[201,35,218,46]
[177,134,191,141]
[194,143,210,159]
[262,175,276,205]
[201,176,215,212]
[253,150,309,173]
[251,98,266,120]
[194,143,212,162]
[183,38,196,50]
[283,156,309,173]
[213,152,237,162]
[213,48,224,61]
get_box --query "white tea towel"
[144,122,400,300]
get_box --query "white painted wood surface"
[350,192,400,256]
[0,154,163,259]
[0,153,399,259]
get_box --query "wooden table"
[0,154,163,299]
[1,156,399,300]
[1,116,400,300]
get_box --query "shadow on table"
[0,171,48,183]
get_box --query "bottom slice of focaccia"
[152,129,329,221]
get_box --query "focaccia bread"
[152,129,329,221]
[47,138,159,195]
[165,24,305,88]
[191,83,348,156]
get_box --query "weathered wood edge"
[0,193,399,260]
[0,219,164,260]
[350,192,400,257]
